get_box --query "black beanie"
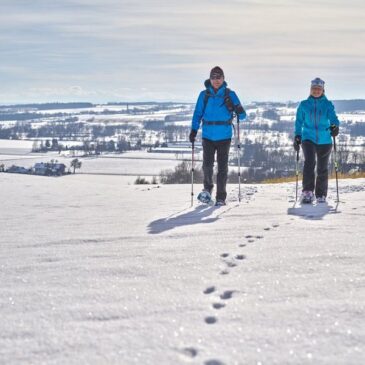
[210,66,224,79]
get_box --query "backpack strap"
[223,88,235,117]
[202,89,211,116]
[202,87,234,117]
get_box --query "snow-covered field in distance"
[0,155,199,185]
[338,113,365,122]
[1,174,364,365]
[0,148,250,181]
[0,139,35,156]
[0,141,197,180]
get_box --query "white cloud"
[0,0,364,102]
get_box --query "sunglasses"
[210,75,223,80]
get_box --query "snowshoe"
[215,199,226,207]
[316,196,326,203]
[301,191,314,204]
[197,190,213,205]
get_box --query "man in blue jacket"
[294,78,340,203]
[189,66,246,206]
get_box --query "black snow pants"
[202,138,231,201]
[301,140,332,197]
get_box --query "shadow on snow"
[287,202,340,220]
[148,204,222,234]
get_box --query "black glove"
[329,124,339,137]
[234,104,245,115]
[293,135,301,152]
[189,129,197,143]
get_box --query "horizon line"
[2,98,365,107]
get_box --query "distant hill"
[285,99,365,113]
[240,100,365,113]
[332,100,365,113]
[0,102,94,111]
[1,100,365,113]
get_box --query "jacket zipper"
[319,110,322,143]
[314,100,318,143]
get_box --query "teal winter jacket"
[295,95,340,145]
[191,80,246,141]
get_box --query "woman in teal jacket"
[294,78,340,203]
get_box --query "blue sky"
[1,0,364,103]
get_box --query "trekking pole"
[295,149,299,202]
[333,135,340,202]
[191,141,195,207]
[236,113,241,203]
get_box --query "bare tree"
[70,159,82,174]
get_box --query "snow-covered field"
[0,144,197,179]
[338,113,365,123]
[78,156,187,176]
[0,140,34,155]
[1,174,364,365]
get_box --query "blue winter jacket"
[295,95,340,145]
[191,80,246,141]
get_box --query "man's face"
[310,86,324,98]
[210,76,224,90]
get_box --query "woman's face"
[210,76,224,90]
[310,86,324,98]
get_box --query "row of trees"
[230,140,365,174]
[1,121,195,144]
[158,161,284,184]
[2,112,365,147]
[31,137,133,154]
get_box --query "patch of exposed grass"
[263,172,365,184]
